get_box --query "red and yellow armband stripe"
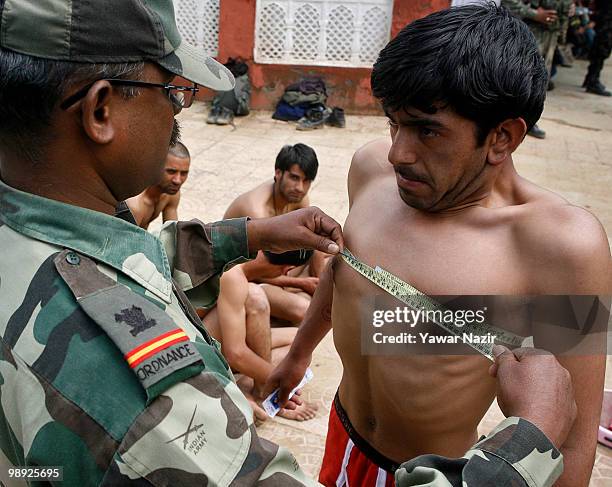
[125,329,189,368]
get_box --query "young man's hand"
[264,349,312,408]
[489,346,577,449]
[247,207,343,255]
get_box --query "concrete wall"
[197,0,450,113]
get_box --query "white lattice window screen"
[255,0,393,67]
[174,0,220,57]
[326,6,354,62]
[291,5,321,61]
[259,3,287,60]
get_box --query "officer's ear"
[78,80,117,145]
[486,118,527,166]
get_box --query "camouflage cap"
[0,0,234,91]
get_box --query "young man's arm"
[264,257,334,404]
[529,206,611,487]
[125,193,146,228]
[217,266,273,387]
[161,193,180,222]
[257,275,319,295]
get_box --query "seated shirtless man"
[267,5,610,487]
[200,251,318,421]
[225,143,327,325]
[127,141,190,228]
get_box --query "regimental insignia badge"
[54,250,204,394]
[115,305,158,336]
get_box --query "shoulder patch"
[54,250,204,397]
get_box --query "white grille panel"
[174,0,220,57]
[326,6,354,62]
[255,0,393,67]
[258,3,287,60]
[291,4,321,61]
[359,6,389,64]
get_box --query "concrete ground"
[170,60,612,485]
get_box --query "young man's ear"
[274,168,283,183]
[79,80,116,145]
[487,118,527,165]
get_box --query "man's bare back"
[334,138,608,467]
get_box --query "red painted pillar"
[217,0,257,62]
[391,0,451,37]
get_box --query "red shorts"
[319,394,397,487]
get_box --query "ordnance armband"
[54,249,205,402]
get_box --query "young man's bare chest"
[344,176,530,295]
[331,175,533,460]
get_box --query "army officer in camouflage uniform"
[0,0,573,485]
[0,0,341,484]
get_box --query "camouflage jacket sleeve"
[394,417,563,487]
[158,218,256,308]
[100,371,318,486]
[501,0,538,19]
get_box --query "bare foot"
[235,375,268,423]
[278,400,318,421]
[243,390,268,423]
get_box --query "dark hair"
[263,249,313,266]
[275,143,319,181]
[371,5,547,144]
[0,47,144,161]
[169,141,190,159]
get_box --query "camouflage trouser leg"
[531,27,558,79]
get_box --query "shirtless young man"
[200,251,318,421]
[127,141,190,228]
[267,6,611,487]
[225,143,327,324]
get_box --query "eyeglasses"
[60,79,199,111]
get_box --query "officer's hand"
[489,346,576,448]
[247,207,344,255]
[534,7,558,25]
[263,349,312,408]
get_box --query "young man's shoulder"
[350,138,392,176]
[348,138,393,203]
[219,264,250,303]
[225,183,271,219]
[514,194,610,293]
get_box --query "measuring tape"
[339,248,525,360]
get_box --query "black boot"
[584,57,603,88]
[326,107,346,128]
[527,124,546,139]
[585,81,612,97]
